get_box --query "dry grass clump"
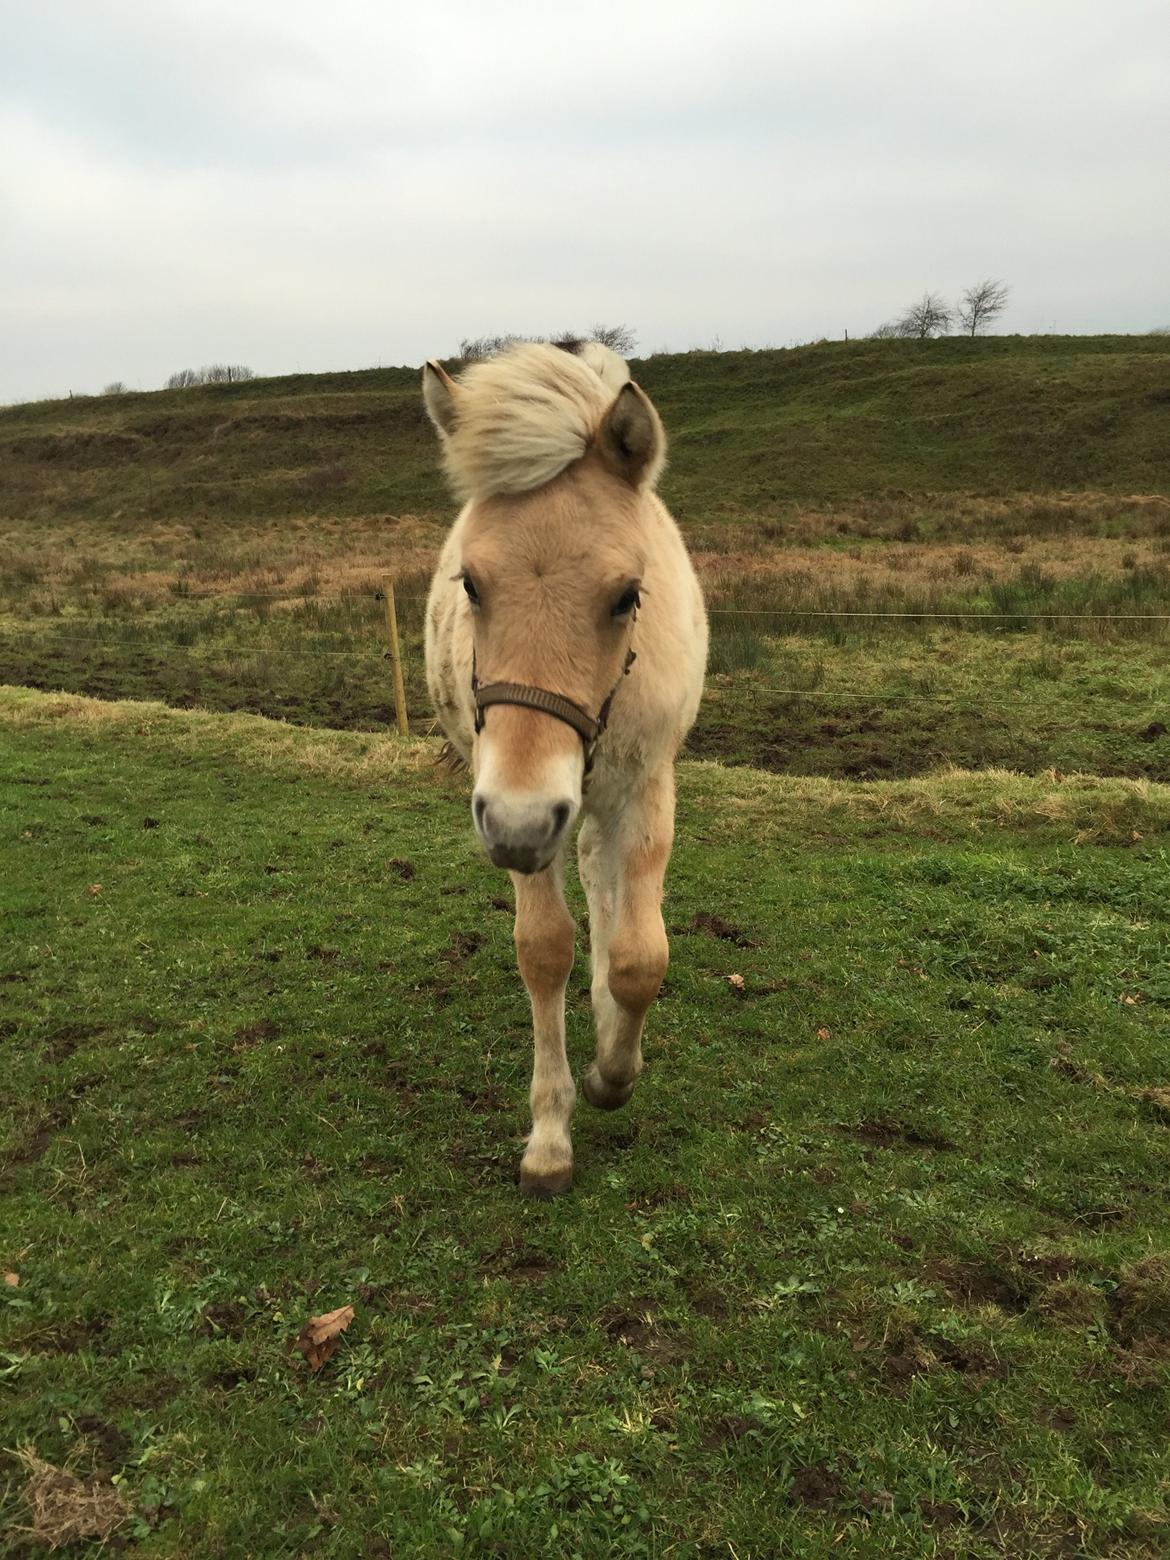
[14,1447,129,1549]
[0,685,435,783]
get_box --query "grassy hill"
[2,335,1167,779]
[3,335,1169,531]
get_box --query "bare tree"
[957,279,1010,337]
[166,364,255,388]
[868,320,913,339]
[898,292,952,338]
[458,334,524,360]
[458,326,637,362]
[101,381,128,395]
[200,364,255,384]
[589,323,637,354]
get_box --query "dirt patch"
[15,1448,129,1547]
[197,1300,249,1338]
[442,930,485,964]
[699,1413,765,1451]
[457,1082,505,1114]
[208,1365,256,1390]
[71,1415,132,1475]
[33,1313,111,1356]
[42,1022,102,1063]
[1108,1256,1170,1346]
[387,858,415,880]
[233,1019,282,1046]
[927,1334,1009,1379]
[928,1259,1030,1313]
[687,1286,729,1319]
[3,1107,69,1168]
[790,1463,845,1509]
[839,1117,956,1152]
[679,912,760,948]
[481,1241,556,1283]
[600,1306,688,1366]
[917,1499,963,1528]
[882,1350,930,1385]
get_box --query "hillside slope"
[2,335,1168,529]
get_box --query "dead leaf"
[727,973,745,991]
[86,884,103,896]
[816,1027,832,1042]
[4,1272,18,1287]
[1120,994,1140,1006]
[292,1304,355,1371]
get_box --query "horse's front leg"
[579,771,674,1111]
[512,853,577,1197]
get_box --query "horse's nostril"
[551,802,571,837]
[473,794,489,833]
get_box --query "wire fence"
[3,586,1168,719]
[27,582,1170,623]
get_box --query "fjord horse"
[423,341,707,1194]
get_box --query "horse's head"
[423,345,666,873]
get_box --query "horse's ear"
[422,360,460,436]
[598,381,665,489]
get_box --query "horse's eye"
[462,573,481,609]
[612,584,641,620]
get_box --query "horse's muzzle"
[473,793,573,875]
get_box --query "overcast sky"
[2,0,1167,402]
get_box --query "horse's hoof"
[582,1067,635,1111]
[519,1163,573,1198]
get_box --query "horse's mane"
[439,341,631,503]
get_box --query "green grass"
[3,336,1169,530]
[3,688,1170,1555]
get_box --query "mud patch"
[42,1022,103,1062]
[197,1300,249,1338]
[457,1082,505,1114]
[687,1286,729,1320]
[442,930,485,964]
[790,1463,845,1509]
[680,912,760,948]
[600,1305,688,1366]
[4,1107,69,1167]
[233,1018,282,1046]
[72,1415,132,1474]
[481,1241,556,1283]
[839,1117,956,1152]
[700,1413,765,1451]
[928,1259,1030,1313]
[928,1334,1009,1379]
[1108,1256,1170,1347]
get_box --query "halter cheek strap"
[471,647,637,774]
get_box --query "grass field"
[2,335,1169,1552]
[3,688,1170,1556]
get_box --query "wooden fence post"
[380,578,410,737]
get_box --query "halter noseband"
[472,647,637,776]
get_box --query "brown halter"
[472,646,637,776]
